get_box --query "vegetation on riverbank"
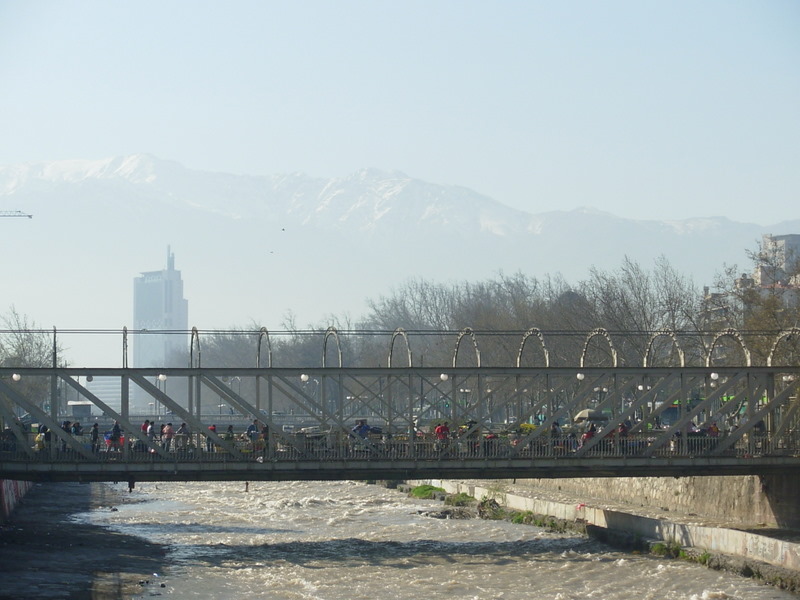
[409,484,445,499]
[444,492,475,507]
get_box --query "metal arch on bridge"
[643,330,685,368]
[517,328,550,368]
[0,327,798,483]
[388,328,413,368]
[257,327,273,368]
[453,327,481,367]
[707,328,752,367]
[768,328,800,367]
[322,327,343,368]
[581,328,619,368]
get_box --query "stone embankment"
[394,478,800,593]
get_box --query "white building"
[728,234,800,323]
[84,376,123,415]
[754,233,800,287]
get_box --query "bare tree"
[574,256,703,366]
[0,306,60,417]
[0,307,54,368]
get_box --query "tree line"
[2,239,798,372]
[195,241,799,369]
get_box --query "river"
[73,480,793,600]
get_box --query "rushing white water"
[74,480,793,600]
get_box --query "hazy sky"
[1,0,798,225]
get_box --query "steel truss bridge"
[0,327,799,483]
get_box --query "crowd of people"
[14,413,752,459]
[23,417,286,455]
[129,419,252,453]
[29,420,102,452]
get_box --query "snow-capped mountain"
[0,154,796,356]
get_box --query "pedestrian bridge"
[1,361,798,484]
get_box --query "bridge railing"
[2,427,796,465]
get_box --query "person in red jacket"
[434,421,450,449]
[206,424,217,452]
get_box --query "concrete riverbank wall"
[416,477,800,580]
[0,479,34,523]
[509,474,800,529]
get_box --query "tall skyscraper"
[133,247,189,368]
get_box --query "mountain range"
[1,154,797,364]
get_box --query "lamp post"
[227,376,241,396]
[222,376,241,417]
[155,374,167,416]
[593,386,607,406]
[300,374,320,414]
[438,374,450,418]
[709,372,719,389]
[637,383,652,421]
[1,373,21,423]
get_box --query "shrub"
[410,484,445,499]
[510,511,532,524]
[651,541,682,558]
[477,497,506,520]
[651,542,669,556]
[444,492,475,507]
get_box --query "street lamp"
[219,376,241,416]
[154,374,167,416]
[1,373,22,419]
[301,376,320,414]
[228,376,241,396]
[709,372,719,389]
[459,388,471,408]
